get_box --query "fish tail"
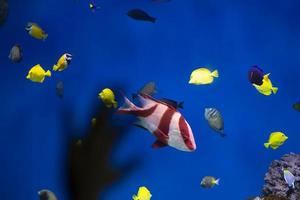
[53,64,58,71]
[264,143,270,148]
[215,178,220,185]
[211,70,219,78]
[132,195,137,200]
[45,70,51,77]
[272,87,278,94]
[117,96,139,114]
[150,17,156,23]
[43,34,48,40]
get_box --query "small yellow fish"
[26,64,51,83]
[53,53,72,72]
[25,23,48,40]
[264,132,288,149]
[189,68,219,85]
[98,88,118,108]
[132,186,152,200]
[253,73,278,96]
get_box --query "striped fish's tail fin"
[117,96,140,114]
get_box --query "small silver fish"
[8,44,22,63]
[38,189,58,200]
[283,169,296,188]
[200,176,220,188]
[56,81,64,98]
[204,108,225,137]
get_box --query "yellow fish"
[264,132,288,149]
[189,68,219,85]
[26,64,51,83]
[132,186,152,200]
[25,23,48,40]
[252,73,278,96]
[53,53,72,72]
[98,88,118,108]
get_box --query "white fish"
[283,169,296,188]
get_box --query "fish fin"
[264,143,270,148]
[133,121,148,131]
[154,128,169,141]
[112,100,118,108]
[26,75,30,79]
[53,65,58,71]
[211,70,219,78]
[132,194,137,200]
[117,96,139,114]
[272,87,278,94]
[152,140,167,148]
[178,101,184,109]
[214,178,220,185]
[271,145,279,150]
[43,34,48,41]
[159,98,178,109]
[45,70,51,77]
[264,73,270,80]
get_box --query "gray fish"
[8,44,22,63]
[204,108,225,137]
[127,9,156,23]
[200,176,220,188]
[38,189,57,200]
[56,81,64,98]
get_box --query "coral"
[263,153,300,200]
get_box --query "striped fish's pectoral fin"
[133,121,148,131]
[153,128,169,142]
[152,140,168,148]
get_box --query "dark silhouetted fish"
[8,44,22,63]
[204,108,225,137]
[248,66,264,86]
[0,0,8,26]
[127,9,156,23]
[293,102,300,112]
[56,81,64,98]
[38,189,57,200]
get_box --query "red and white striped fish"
[117,93,196,152]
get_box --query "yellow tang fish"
[26,64,51,83]
[264,131,288,149]
[132,186,152,200]
[53,53,72,72]
[25,22,48,40]
[189,67,219,85]
[98,88,118,108]
[252,73,278,96]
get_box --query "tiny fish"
[204,108,225,137]
[56,81,64,98]
[283,168,296,188]
[26,64,51,83]
[38,189,57,200]
[8,44,22,63]
[89,1,100,12]
[200,176,220,188]
[26,22,48,40]
[293,102,300,112]
[189,67,219,85]
[98,88,118,108]
[53,53,72,72]
[127,9,156,23]
[132,186,152,200]
[264,132,288,150]
[252,73,278,96]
